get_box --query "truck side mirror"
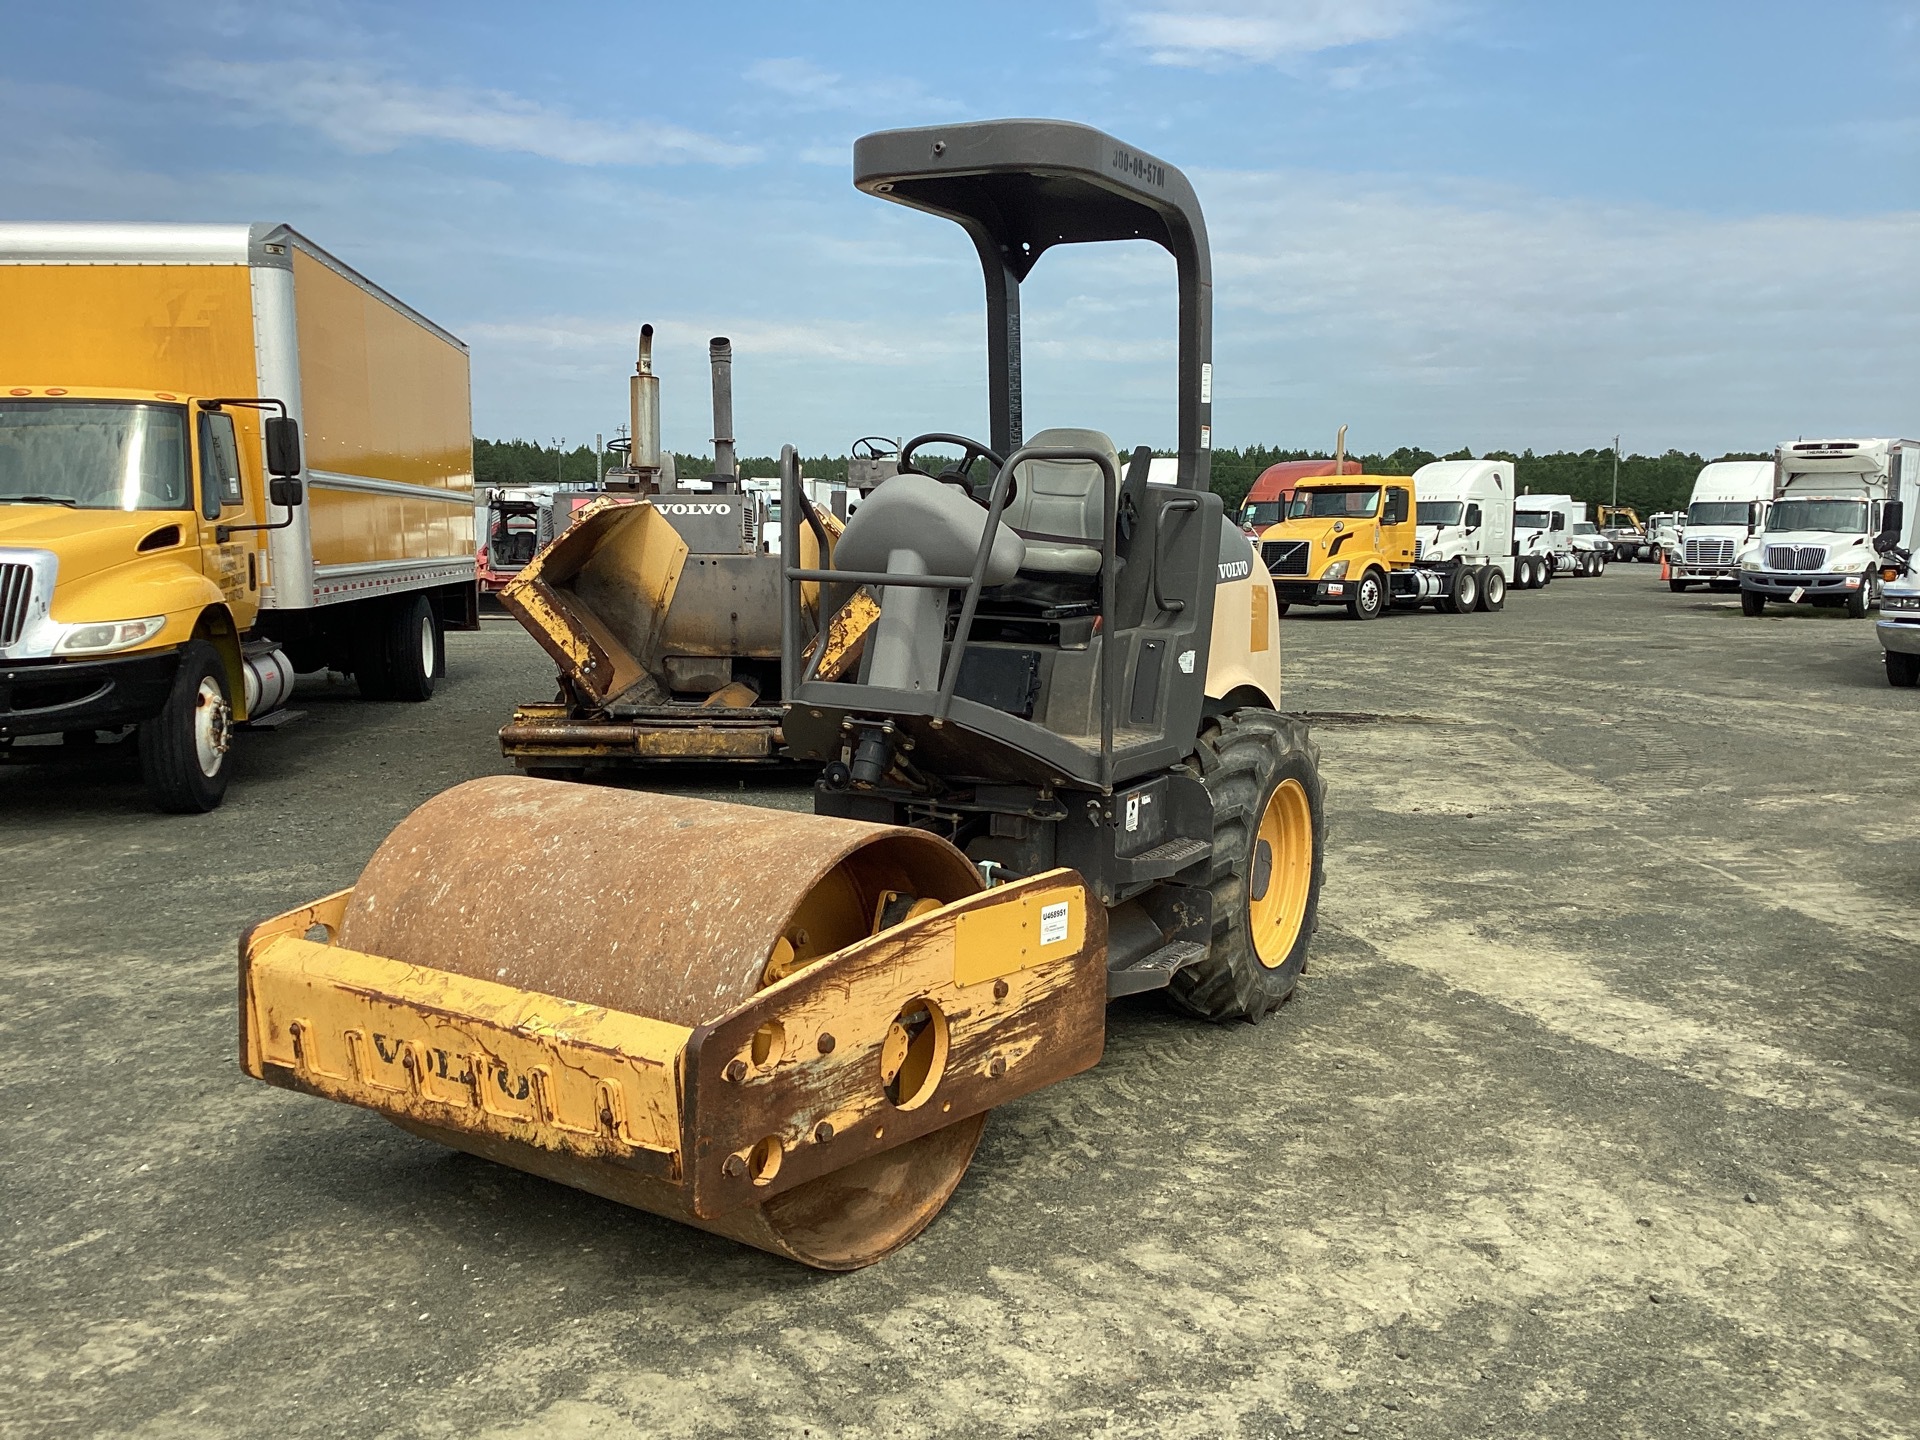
[1874,499,1903,553]
[268,475,304,508]
[265,416,303,479]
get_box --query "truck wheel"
[1441,566,1479,614]
[1741,591,1766,616]
[1480,567,1506,611]
[1168,709,1325,1023]
[1669,579,1690,593]
[1344,568,1385,621]
[358,596,439,701]
[139,641,234,813]
[1274,600,1290,617]
[1888,651,1920,687]
[388,596,440,701]
[1846,575,1879,619]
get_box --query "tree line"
[475,437,1768,517]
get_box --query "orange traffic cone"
[1658,549,1670,581]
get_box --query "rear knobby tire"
[139,640,233,813]
[1166,709,1326,1023]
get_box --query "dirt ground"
[2,568,1914,1439]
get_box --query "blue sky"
[4,1,1915,459]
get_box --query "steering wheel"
[898,432,1013,508]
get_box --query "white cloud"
[1110,0,1437,67]
[1197,168,1920,451]
[171,59,758,166]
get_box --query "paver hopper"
[240,119,1325,1269]
[497,333,837,772]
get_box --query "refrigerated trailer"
[0,222,477,810]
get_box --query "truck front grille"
[1766,545,1827,572]
[1685,538,1734,566]
[0,563,32,647]
[1262,539,1309,577]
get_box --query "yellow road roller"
[239,119,1325,1270]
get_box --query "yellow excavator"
[237,119,1326,1270]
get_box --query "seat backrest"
[1003,427,1118,575]
[834,472,1024,582]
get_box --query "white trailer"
[1671,460,1771,591]
[1740,438,1920,616]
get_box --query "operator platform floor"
[2,569,1914,1439]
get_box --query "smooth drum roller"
[240,776,1109,1269]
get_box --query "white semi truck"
[1516,494,1611,577]
[1739,438,1920,617]
[1671,460,1771,592]
[1410,460,1535,588]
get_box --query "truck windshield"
[1416,501,1463,526]
[1515,510,1550,529]
[0,401,190,511]
[1768,498,1868,534]
[1573,523,1598,535]
[1240,500,1285,527]
[1289,486,1379,519]
[1687,501,1748,526]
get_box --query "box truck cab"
[1740,439,1919,617]
[1672,460,1770,591]
[1258,467,1512,619]
[0,223,477,811]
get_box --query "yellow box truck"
[0,223,476,810]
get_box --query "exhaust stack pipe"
[709,336,736,487]
[629,324,663,492]
[1334,423,1348,474]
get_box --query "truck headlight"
[1741,554,1764,571]
[1883,593,1920,612]
[54,616,167,655]
[1321,560,1349,581]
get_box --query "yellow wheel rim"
[1250,777,1313,968]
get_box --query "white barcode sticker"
[1040,902,1070,946]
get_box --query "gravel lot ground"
[2,568,1914,1439]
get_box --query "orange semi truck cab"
[0,223,477,811]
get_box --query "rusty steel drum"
[337,774,987,1268]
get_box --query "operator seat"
[833,472,1025,692]
[1002,427,1119,576]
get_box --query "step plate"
[1107,940,1207,998]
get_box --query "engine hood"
[0,506,193,587]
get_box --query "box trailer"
[0,222,477,810]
